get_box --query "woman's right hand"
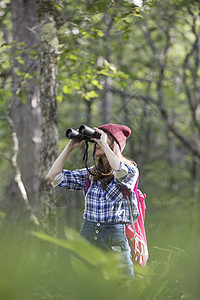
[46,135,85,182]
[67,129,85,150]
[68,138,85,150]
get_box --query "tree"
[8,0,41,211]
[36,0,59,235]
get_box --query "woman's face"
[94,136,117,158]
[94,142,106,157]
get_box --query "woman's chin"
[95,151,105,158]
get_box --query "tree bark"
[85,99,92,125]
[167,129,177,191]
[10,0,41,208]
[103,11,113,124]
[36,0,59,236]
[103,76,112,124]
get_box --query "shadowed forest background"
[0,0,200,299]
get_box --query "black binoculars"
[66,125,101,142]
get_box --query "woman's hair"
[90,131,137,189]
[120,154,137,167]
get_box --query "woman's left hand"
[92,127,108,147]
[92,127,120,170]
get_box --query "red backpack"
[121,177,148,267]
[86,177,148,267]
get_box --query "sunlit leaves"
[92,79,103,89]
[82,90,98,100]
[63,85,72,94]
[15,56,25,65]
[80,28,104,39]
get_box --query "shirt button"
[97,223,100,227]
[95,230,99,234]
[94,236,98,240]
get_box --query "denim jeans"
[80,219,134,277]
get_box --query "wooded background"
[0,1,200,298]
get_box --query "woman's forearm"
[46,142,73,181]
[101,141,121,171]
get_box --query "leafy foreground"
[0,227,199,300]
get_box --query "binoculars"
[66,125,101,141]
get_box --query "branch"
[140,19,163,68]
[183,10,200,132]
[1,101,40,226]
[143,95,200,160]
[0,150,11,162]
[111,87,200,159]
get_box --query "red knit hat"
[98,124,131,152]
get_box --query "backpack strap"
[120,178,139,242]
[126,193,137,241]
[85,177,93,213]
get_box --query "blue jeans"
[80,219,134,277]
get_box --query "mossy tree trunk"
[36,0,59,236]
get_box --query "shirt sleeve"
[114,161,139,222]
[51,168,88,191]
[113,161,139,192]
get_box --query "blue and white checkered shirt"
[52,161,139,224]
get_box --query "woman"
[47,124,139,277]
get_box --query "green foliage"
[32,228,109,267]
[0,212,199,300]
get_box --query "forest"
[0,0,200,299]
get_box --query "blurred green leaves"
[32,228,109,267]
[0,222,199,300]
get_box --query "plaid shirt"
[52,161,139,224]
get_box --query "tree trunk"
[137,100,152,167]
[36,0,59,236]
[103,76,112,124]
[85,99,92,125]
[167,129,177,191]
[103,11,113,124]
[10,0,41,209]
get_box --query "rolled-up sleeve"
[114,161,139,222]
[51,168,88,191]
[113,161,139,192]
[51,172,65,187]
